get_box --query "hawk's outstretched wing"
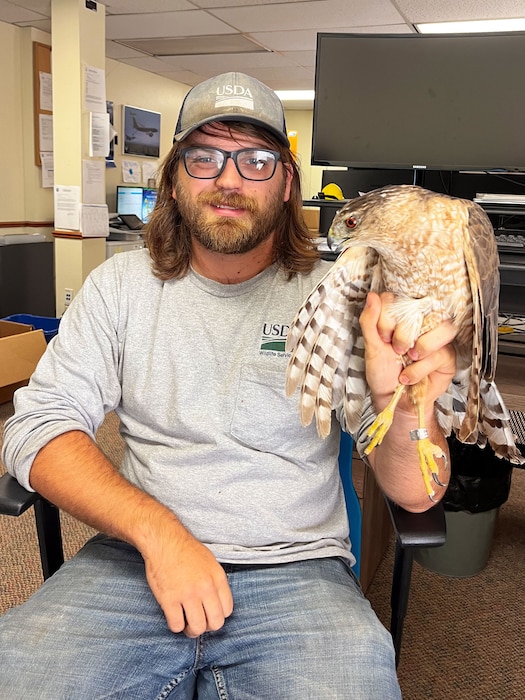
[286,245,378,437]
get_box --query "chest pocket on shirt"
[230,363,318,454]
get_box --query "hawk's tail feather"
[435,385,455,436]
[457,379,525,465]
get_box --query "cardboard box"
[0,320,47,404]
[302,207,320,233]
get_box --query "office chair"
[0,472,64,580]
[0,430,446,666]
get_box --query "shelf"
[302,199,348,208]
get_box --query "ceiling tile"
[153,69,206,87]
[160,50,295,74]
[0,4,46,22]
[105,10,235,40]
[118,55,181,74]
[244,65,314,90]
[7,0,50,14]
[250,23,409,52]
[105,0,193,13]
[394,0,525,24]
[209,0,405,33]
[16,18,50,31]
[105,41,147,60]
[279,50,317,67]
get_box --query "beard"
[175,181,287,255]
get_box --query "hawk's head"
[327,184,433,254]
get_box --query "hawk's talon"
[364,384,406,456]
[416,437,446,500]
[432,471,446,487]
[364,408,395,455]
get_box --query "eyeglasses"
[180,147,281,181]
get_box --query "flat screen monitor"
[116,186,158,224]
[117,186,143,220]
[312,32,525,172]
[141,188,158,224]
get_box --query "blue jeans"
[0,535,400,699]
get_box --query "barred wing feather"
[285,245,378,438]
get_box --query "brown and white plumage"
[286,185,523,498]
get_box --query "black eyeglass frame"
[180,147,282,181]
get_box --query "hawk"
[286,184,524,499]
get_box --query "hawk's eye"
[345,215,357,229]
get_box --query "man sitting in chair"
[0,72,452,699]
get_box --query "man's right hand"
[28,431,234,638]
[142,530,234,637]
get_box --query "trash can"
[414,435,513,578]
[3,314,60,343]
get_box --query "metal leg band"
[409,428,429,441]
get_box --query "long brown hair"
[146,122,320,280]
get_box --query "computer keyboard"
[496,233,525,250]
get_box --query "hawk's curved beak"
[327,228,345,253]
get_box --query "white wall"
[0,24,62,231]
[0,25,54,231]
[284,109,324,200]
[0,23,32,224]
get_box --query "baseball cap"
[174,72,289,146]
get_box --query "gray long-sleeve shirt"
[2,249,372,566]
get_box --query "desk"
[496,354,525,413]
[499,333,525,358]
[302,199,348,236]
[302,199,349,208]
[352,457,391,593]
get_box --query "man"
[0,73,454,698]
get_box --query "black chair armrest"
[0,472,41,516]
[0,471,64,579]
[384,497,446,665]
[385,498,446,549]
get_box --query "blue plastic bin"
[3,314,60,343]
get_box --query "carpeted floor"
[367,471,525,699]
[1,401,524,699]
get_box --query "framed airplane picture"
[122,105,161,158]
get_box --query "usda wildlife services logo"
[260,323,290,357]
[215,83,254,110]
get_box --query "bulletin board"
[33,41,52,166]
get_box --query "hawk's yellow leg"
[364,382,406,455]
[412,390,447,501]
[364,377,446,500]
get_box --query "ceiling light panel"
[118,34,268,56]
[416,18,525,33]
[105,10,233,40]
